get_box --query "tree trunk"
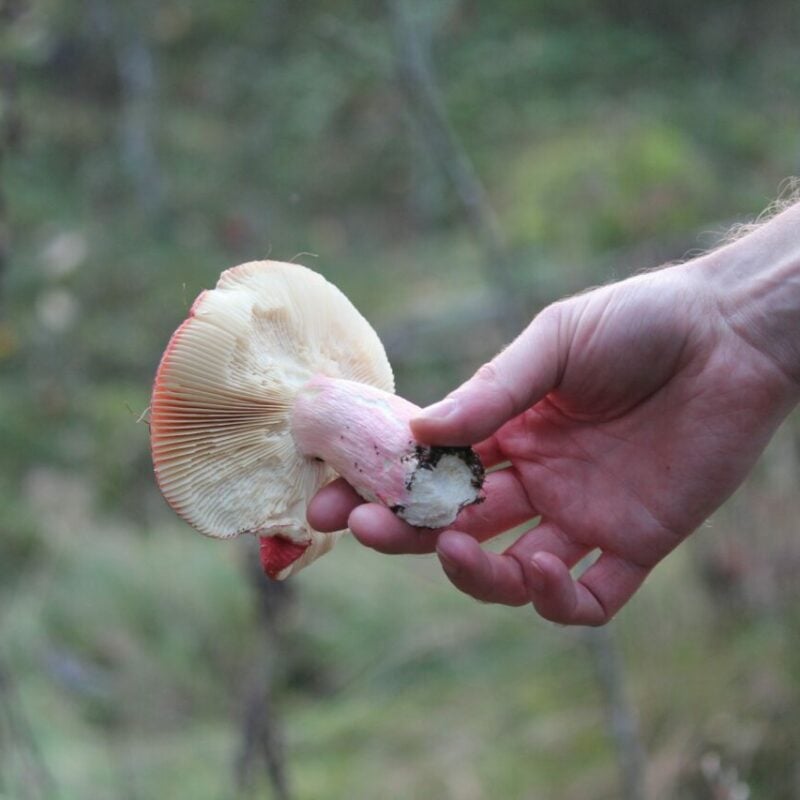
[234,557,293,800]
[86,0,164,219]
[0,0,24,308]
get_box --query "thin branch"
[234,555,293,800]
[0,0,24,311]
[86,0,164,218]
[383,0,527,336]
[584,627,648,800]
[0,656,58,800]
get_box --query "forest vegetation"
[1,1,799,798]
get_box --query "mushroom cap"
[150,260,394,577]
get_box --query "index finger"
[307,438,508,533]
[411,304,565,446]
[348,465,537,554]
[307,477,363,532]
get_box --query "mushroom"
[150,261,484,579]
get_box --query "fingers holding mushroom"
[345,467,538,555]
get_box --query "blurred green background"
[1,1,799,798]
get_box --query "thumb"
[411,305,565,445]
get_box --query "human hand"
[309,251,799,624]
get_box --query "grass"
[5,486,799,799]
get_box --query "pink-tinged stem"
[291,375,484,528]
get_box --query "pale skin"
[308,198,800,625]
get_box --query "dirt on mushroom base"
[392,445,485,528]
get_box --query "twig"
[383,0,527,337]
[233,554,293,800]
[0,0,24,311]
[584,626,647,800]
[0,656,58,799]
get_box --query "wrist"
[694,200,800,395]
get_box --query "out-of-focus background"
[1,1,799,798]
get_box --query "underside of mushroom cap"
[150,260,394,578]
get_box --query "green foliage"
[502,118,718,253]
[0,479,43,587]
[1,0,799,797]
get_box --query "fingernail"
[527,555,547,593]
[438,549,461,578]
[417,397,458,421]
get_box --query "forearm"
[695,198,800,391]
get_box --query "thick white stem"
[290,375,484,528]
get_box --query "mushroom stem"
[291,375,484,528]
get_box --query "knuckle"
[474,361,500,384]
[473,360,519,415]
